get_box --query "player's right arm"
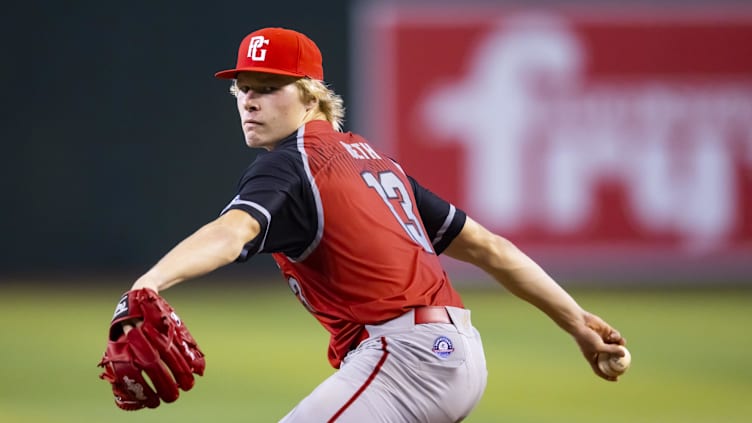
[131,146,309,294]
[131,210,260,293]
[443,216,627,380]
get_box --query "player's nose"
[241,95,260,112]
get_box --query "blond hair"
[295,78,345,132]
[229,78,345,132]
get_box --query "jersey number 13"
[361,171,434,253]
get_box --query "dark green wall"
[2,1,350,274]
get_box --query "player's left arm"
[443,216,627,381]
[407,175,466,254]
[132,209,260,293]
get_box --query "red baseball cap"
[214,27,324,80]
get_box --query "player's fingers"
[601,343,627,356]
[593,364,618,381]
[605,328,625,345]
[586,353,618,382]
[584,312,625,345]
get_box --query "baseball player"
[98,27,627,422]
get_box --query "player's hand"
[572,311,626,381]
[97,288,206,410]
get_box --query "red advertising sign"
[353,4,752,281]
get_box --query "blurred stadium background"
[2,0,750,422]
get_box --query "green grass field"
[1,280,750,422]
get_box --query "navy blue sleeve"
[221,149,317,261]
[408,175,467,255]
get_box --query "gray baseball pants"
[279,307,488,422]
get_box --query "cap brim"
[214,67,306,80]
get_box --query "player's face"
[234,72,311,150]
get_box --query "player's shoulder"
[238,139,305,184]
[255,131,304,161]
[300,120,364,148]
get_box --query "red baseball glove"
[98,288,205,410]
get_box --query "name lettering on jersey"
[340,141,382,160]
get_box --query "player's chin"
[244,135,278,150]
[244,135,264,149]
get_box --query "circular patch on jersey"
[432,336,455,359]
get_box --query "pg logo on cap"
[215,27,324,80]
[247,36,269,61]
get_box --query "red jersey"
[223,120,466,368]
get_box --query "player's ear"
[304,96,319,112]
[296,78,319,112]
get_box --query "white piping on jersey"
[289,125,325,262]
[433,204,456,246]
[221,195,272,253]
[390,159,406,175]
[392,158,455,248]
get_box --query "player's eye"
[255,86,278,94]
[234,83,279,95]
